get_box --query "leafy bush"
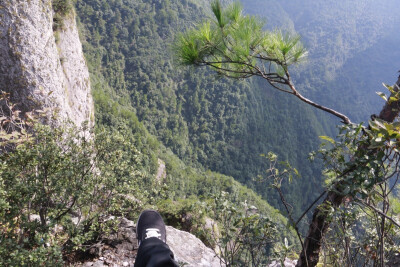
[52,0,72,16]
[157,197,205,232]
[52,0,73,31]
[0,115,158,265]
[204,192,278,267]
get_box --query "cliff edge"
[74,218,221,267]
[0,2,221,266]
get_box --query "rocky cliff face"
[0,2,220,266]
[0,0,93,126]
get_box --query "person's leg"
[134,210,179,267]
[134,237,178,267]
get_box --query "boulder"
[167,226,221,267]
[74,217,221,267]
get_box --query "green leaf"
[376,91,387,102]
[382,82,394,93]
[319,135,335,144]
[369,119,386,130]
[389,96,398,103]
[211,0,225,27]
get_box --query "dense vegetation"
[175,1,400,266]
[0,95,159,265]
[0,0,299,265]
[74,0,297,240]
[74,0,330,218]
[2,0,400,265]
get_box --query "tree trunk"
[296,75,400,267]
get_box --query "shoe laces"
[145,228,162,240]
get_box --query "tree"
[174,1,400,266]
[174,0,350,124]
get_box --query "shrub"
[0,119,156,264]
[52,0,72,16]
[52,0,73,31]
[205,192,277,267]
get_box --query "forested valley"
[75,0,400,216]
[2,0,400,265]
[75,0,400,264]
[76,0,329,217]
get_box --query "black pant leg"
[134,237,179,267]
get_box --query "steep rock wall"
[0,0,93,126]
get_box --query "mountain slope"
[75,0,330,216]
[242,0,400,122]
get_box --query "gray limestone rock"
[0,0,94,126]
[166,226,221,267]
[74,217,221,267]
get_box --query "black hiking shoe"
[136,210,167,246]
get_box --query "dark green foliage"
[70,0,400,264]
[52,0,73,30]
[0,242,63,267]
[0,122,157,265]
[73,0,298,251]
[168,2,400,264]
[175,1,306,71]
[159,147,298,246]
[75,0,328,217]
[205,191,278,266]
[300,119,400,265]
[53,0,72,16]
